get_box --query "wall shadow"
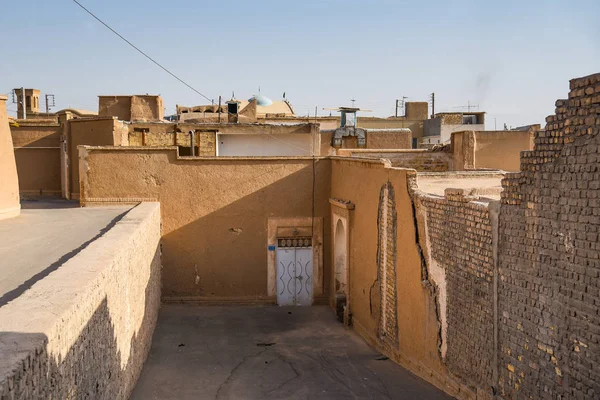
[0,246,161,399]
[160,161,332,300]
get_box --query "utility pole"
[395,99,399,117]
[430,92,435,118]
[218,95,222,122]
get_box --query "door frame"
[267,217,323,300]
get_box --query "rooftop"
[0,200,131,306]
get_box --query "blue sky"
[2,0,599,128]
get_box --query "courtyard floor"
[131,305,451,400]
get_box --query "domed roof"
[248,94,273,107]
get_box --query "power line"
[71,0,212,103]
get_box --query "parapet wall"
[338,149,451,172]
[0,203,162,399]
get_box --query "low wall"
[338,149,452,172]
[364,129,412,149]
[0,203,162,399]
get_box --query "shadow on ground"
[131,305,451,400]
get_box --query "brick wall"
[498,73,600,399]
[0,203,162,399]
[418,188,495,393]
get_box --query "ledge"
[329,198,355,210]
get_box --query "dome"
[248,94,273,107]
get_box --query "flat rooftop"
[0,200,132,307]
[416,171,504,200]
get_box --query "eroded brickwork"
[377,181,398,344]
[420,189,495,391]
[498,73,600,399]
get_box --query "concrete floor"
[132,305,451,400]
[0,200,131,306]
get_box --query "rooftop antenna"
[283,92,286,100]
[395,96,408,117]
[350,98,356,107]
[453,101,480,112]
[45,94,56,114]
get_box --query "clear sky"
[2,0,599,128]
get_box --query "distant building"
[422,112,486,146]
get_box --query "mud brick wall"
[419,189,495,391]
[498,73,600,399]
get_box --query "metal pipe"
[21,88,26,120]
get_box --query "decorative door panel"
[295,248,313,306]
[276,248,296,306]
[276,239,313,306]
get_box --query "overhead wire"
[71,0,213,103]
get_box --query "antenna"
[453,101,479,112]
[45,94,56,114]
[350,98,356,107]
[395,96,408,117]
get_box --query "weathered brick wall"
[418,188,495,393]
[377,181,399,345]
[498,73,600,399]
[0,203,162,399]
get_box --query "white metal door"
[276,243,313,306]
[295,248,313,306]
[276,248,296,306]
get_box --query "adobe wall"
[131,95,164,121]
[330,159,462,395]
[365,129,412,149]
[10,124,61,196]
[98,96,132,120]
[0,203,162,399]
[474,130,533,171]
[0,96,20,219]
[338,149,452,172]
[69,118,128,199]
[358,117,424,142]
[452,130,534,172]
[498,73,600,399]
[99,95,163,122]
[79,148,332,302]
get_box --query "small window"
[227,103,239,114]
